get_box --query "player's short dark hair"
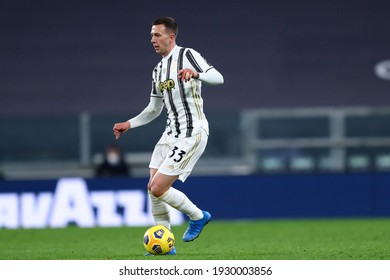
[152,17,178,36]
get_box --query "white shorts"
[149,129,208,182]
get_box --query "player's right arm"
[113,96,164,139]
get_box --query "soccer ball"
[143,225,175,255]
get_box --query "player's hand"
[113,121,130,139]
[178,68,199,82]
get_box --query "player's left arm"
[178,49,224,85]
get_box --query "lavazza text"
[0,178,184,229]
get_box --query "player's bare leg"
[148,169,171,229]
[145,168,176,256]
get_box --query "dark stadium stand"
[1,0,390,116]
[1,0,390,178]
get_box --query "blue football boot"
[182,211,211,242]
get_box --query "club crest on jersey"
[159,79,175,92]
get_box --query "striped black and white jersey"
[129,45,223,138]
[150,45,221,138]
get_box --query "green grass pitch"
[0,219,389,260]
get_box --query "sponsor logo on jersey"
[158,79,175,92]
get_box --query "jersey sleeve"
[128,63,165,129]
[185,48,224,85]
[128,95,164,128]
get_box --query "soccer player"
[113,17,224,254]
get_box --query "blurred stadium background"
[1,0,390,227]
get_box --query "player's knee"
[149,182,166,198]
[150,186,164,198]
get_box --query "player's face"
[150,24,174,57]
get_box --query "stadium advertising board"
[0,177,184,229]
[1,173,390,229]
